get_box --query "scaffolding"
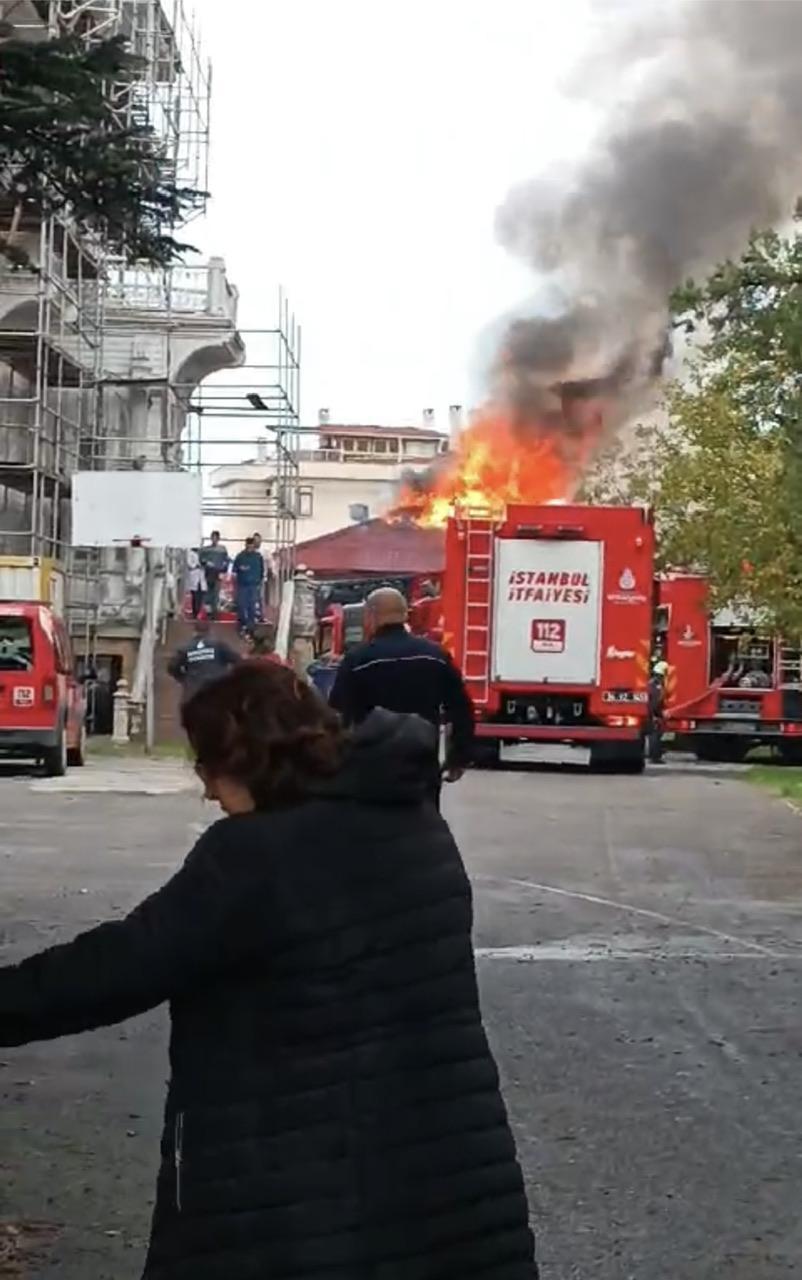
[17,1,213,204]
[0,0,211,591]
[60,284,301,654]
[181,292,303,583]
[0,0,303,707]
[0,204,104,560]
[110,0,211,205]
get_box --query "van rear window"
[0,617,34,670]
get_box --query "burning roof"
[394,399,600,528]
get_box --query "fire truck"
[314,576,442,661]
[316,601,368,661]
[658,573,802,762]
[441,503,655,772]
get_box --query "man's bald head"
[366,587,408,630]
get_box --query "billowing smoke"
[492,0,802,438]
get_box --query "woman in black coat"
[0,663,537,1280]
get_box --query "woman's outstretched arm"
[0,823,235,1046]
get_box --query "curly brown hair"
[181,661,347,809]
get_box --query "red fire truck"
[441,503,654,772]
[316,601,368,661]
[658,573,802,762]
[314,576,444,659]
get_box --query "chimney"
[318,407,330,425]
[255,437,267,464]
[448,404,463,443]
[422,408,435,429]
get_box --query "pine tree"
[0,33,205,268]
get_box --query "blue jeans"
[236,583,261,630]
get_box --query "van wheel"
[67,722,87,768]
[43,726,68,777]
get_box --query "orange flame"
[396,413,580,528]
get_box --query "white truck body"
[492,538,604,685]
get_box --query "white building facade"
[0,0,246,699]
[209,420,448,548]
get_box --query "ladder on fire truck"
[458,512,498,707]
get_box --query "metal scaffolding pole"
[179,297,303,588]
[0,0,300,747]
[0,0,216,660]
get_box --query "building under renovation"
[0,1,301,720]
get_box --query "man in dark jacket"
[232,536,265,633]
[330,587,474,806]
[167,619,240,697]
[198,530,230,620]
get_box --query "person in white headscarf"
[186,548,207,620]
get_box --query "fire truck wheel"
[619,755,646,776]
[471,741,501,770]
[590,741,645,775]
[694,739,748,764]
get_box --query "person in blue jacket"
[232,536,264,633]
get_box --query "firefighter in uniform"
[647,653,669,764]
[168,619,241,700]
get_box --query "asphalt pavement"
[1,758,801,1279]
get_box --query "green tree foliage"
[586,223,802,633]
[650,379,797,628]
[672,226,802,450]
[0,34,204,267]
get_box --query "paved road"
[1,761,801,1279]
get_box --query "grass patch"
[744,745,776,763]
[88,736,190,761]
[748,765,802,806]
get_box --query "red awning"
[291,519,445,577]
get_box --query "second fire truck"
[658,573,802,762]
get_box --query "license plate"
[12,686,34,707]
[717,720,755,734]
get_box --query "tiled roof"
[293,518,445,576]
[317,424,446,440]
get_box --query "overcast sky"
[191,0,597,431]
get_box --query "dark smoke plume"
[492,0,802,438]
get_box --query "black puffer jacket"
[0,711,537,1280]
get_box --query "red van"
[0,601,87,775]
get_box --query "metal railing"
[296,447,438,464]
[105,261,237,319]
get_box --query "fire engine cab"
[442,503,654,772]
[659,573,802,763]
